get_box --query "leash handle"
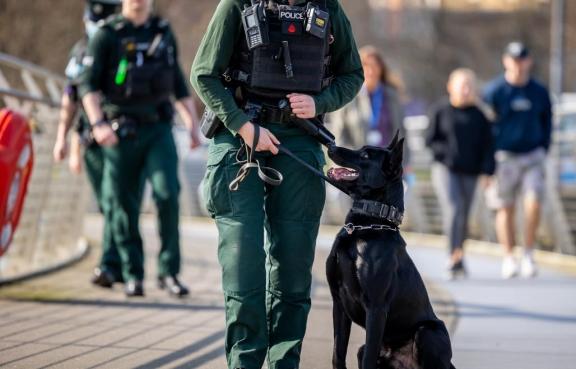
[229,125,283,191]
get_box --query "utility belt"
[200,99,334,146]
[78,115,141,144]
[108,116,139,139]
[82,112,170,145]
[245,101,292,125]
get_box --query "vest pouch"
[126,64,155,100]
[150,67,175,98]
[250,35,325,93]
[245,7,328,95]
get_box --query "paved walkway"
[1,216,575,368]
[407,245,576,369]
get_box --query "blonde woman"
[426,69,495,280]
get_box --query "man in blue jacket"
[483,42,552,279]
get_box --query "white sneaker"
[521,253,538,278]
[501,256,518,279]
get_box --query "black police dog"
[325,134,455,369]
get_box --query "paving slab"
[0,216,454,369]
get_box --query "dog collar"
[343,223,398,235]
[351,200,404,227]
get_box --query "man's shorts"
[486,147,546,209]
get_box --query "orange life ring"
[0,108,34,257]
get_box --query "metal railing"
[0,52,88,282]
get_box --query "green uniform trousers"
[203,128,326,369]
[101,122,181,281]
[83,144,123,281]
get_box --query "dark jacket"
[483,76,552,153]
[426,99,495,175]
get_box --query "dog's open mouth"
[328,167,359,182]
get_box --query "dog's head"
[327,133,405,203]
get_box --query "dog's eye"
[361,152,369,159]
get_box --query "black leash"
[277,145,350,195]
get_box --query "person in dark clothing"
[427,68,495,280]
[80,0,201,297]
[483,42,552,279]
[53,0,124,288]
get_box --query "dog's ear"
[386,130,400,150]
[383,137,405,178]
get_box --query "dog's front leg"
[331,297,352,369]
[327,252,352,369]
[362,307,388,369]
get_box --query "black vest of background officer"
[102,15,176,115]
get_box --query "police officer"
[191,0,363,367]
[53,0,123,288]
[79,0,201,297]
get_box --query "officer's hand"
[92,123,118,147]
[53,138,68,162]
[287,93,316,119]
[190,129,202,150]
[238,122,280,155]
[68,150,83,174]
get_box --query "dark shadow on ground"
[132,330,226,369]
[0,298,224,311]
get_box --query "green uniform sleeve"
[78,27,111,98]
[190,0,251,135]
[313,2,364,115]
[168,29,191,100]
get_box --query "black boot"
[125,280,145,297]
[447,259,468,280]
[158,275,189,297]
[91,268,115,288]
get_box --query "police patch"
[278,5,305,22]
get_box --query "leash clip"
[344,223,356,235]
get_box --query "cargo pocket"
[203,147,234,218]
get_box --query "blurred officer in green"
[53,0,123,288]
[80,0,201,297]
[191,0,363,367]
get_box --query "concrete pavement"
[0,216,455,369]
[2,216,575,368]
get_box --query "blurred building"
[358,0,576,106]
[369,0,549,11]
[0,0,573,104]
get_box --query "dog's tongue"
[328,167,359,181]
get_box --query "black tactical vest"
[233,0,331,101]
[104,16,176,105]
